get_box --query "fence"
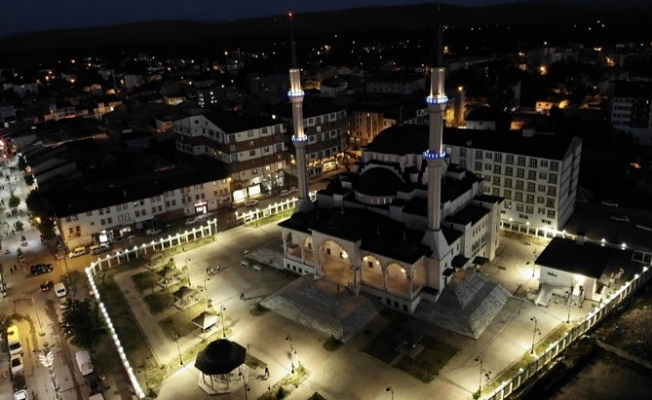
[84,218,218,399]
[484,261,652,400]
[235,192,317,224]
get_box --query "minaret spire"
[423,4,448,238]
[287,12,313,213]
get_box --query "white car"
[185,216,199,225]
[11,354,24,375]
[610,215,630,223]
[13,390,28,400]
[244,199,259,207]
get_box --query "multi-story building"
[173,111,288,201]
[444,127,582,235]
[52,164,230,248]
[365,73,426,95]
[348,97,428,149]
[609,80,652,145]
[267,98,348,179]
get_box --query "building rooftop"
[535,237,633,279]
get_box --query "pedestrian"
[9,267,13,274]
[240,292,244,300]
[264,366,269,378]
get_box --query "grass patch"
[94,265,156,388]
[144,291,175,314]
[394,336,459,382]
[323,336,343,352]
[159,300,209,338]
[132,270,159,293]
[483,323,572,395]
[245,353,267,370]
[247,209,294,228]
[250,302,269,316]
[258,365,309,400]
[362,321,402,363]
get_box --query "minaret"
[288,12,313,212]
[422,6,448,255]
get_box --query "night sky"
[0,0,523,37]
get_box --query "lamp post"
[474,355,491,394]
[174,333,183,365]
[185,256,192,286]
[142,356,150,389]
[31,290,45,336]
[220,306,227,338]
[567,283,574,323]
[532,250,538,278]
[203,275,210,301]
[386,386,394,400]
[39,342,61,400]
[286,336,296,374]
[530,316,540,354]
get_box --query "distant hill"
[0,2,649,54]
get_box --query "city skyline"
[0,0,631,37]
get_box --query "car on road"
[10,354,24,375]
[13,390,28,400]
[145,228,161,235]
[601,200,619,207]
[185,216,200,225]
[245,199,259,207]
[30,263,53,275]
[54,282,67,298]
[89,243,111,255]
[610,215,630,223]
[40,280,54,291]
[68,246,87,258]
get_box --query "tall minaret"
[422,6,448,254]
[288,12,313,212]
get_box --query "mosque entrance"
[318,240,352,285]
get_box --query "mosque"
[262,12,510,341]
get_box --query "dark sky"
[0,0,522,37]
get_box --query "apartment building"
[444,128,582,235]
[173,111,287,201]
[267,98,348,178]
[609,80,652,145]
[53,172,230,249]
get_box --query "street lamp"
[174,332,183,365]
[474,355,491,394]
[220,306,227,338]
[38,342,61,400]
[286,336,296,373]
[142,356,150,389]
[567,284,574,323]
[185,256,192,286]
[532,250,538,277]
[386,386,394,400]
[203,275,210,301]
[530,316,541,354]
[31,290,45,336]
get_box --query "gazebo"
[195,339,248,394]
[173,286,198,309]
[157,266,180,286]
[192,311,219,335]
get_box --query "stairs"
[416,270,510,339]
[261,276,381,342]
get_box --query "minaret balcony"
[292,135,309,143]
[288,89,305,98]
[426,94,448,105]
[423,150,447,160]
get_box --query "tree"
[25,189,56,240]
[8,194,20,208]
[60,299,109,350]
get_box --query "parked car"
[86,373,102,395]
[54,282,67,298]
[610,215,630,223]
[184,216,199,225]
[68,246,87,258]
[245,199,259,207]
[145,228,161,235]
[601,200,619,208]
[30,263,53,276]
[13,390,28,400]
[10,354,24,375]
[40,280,54,291]
[89,244,110,255]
